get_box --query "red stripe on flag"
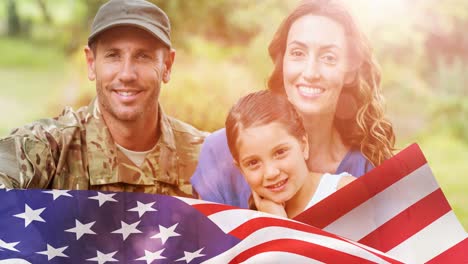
[294,144,427,228]
[358,188,451,252]
[426,237,468,264]
[229,239,381,264]
[192,203,238,216]
[229,217,329,239]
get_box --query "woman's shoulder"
[342,148,368,162]
[337,148,374,177]
[195,128,232,165]
[203,128,228,148]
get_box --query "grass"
[0,37,64,69]
[0,67,69,136]
[0,37,68,136]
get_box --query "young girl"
[225,90,355,218]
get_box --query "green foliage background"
[0,0,467,229]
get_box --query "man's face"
[85,26,174,123]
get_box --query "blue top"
[191,128,374,208]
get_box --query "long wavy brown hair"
[267,0,395,166]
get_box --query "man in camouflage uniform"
[0,0,207,197]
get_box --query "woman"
[191,0,395,208]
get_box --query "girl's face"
[282,15,352,118]
[235,122,309,204]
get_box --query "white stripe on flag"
[0,260,32,264]
[203,226,392,264]
[343,237,407,263]
[387,211,468,263]
[208,209,282,233]
[236,251,325,264]
[175,196,217,205]
[324,164,438,240]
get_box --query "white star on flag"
[87,250,118,264]
[0,239,20,252]
[176,248,205,263]
[111,220,142,240]
[65,220,96,240]
[128,201,157,218]
[151,223,181,244]
[88,192,117,207]
[42,190,73,200]
[36,244,68,260]
[13,204,46,227]
[135,249,166,263]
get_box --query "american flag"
[0,191,404,261]
[0,190,399,264]
[0,144,465,263]
[294,143,468,263]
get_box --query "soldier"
[0,0,207,197]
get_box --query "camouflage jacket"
[0,99,207,197]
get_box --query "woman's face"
[282,15,351,118]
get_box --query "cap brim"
[88,20,171,48]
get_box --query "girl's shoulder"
[336,172,356,189]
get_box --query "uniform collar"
[86,97,178,186]
[88,97,176,150]
[158,105,176,151]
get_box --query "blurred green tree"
[7,0,21,36]
[36,0,52,24]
